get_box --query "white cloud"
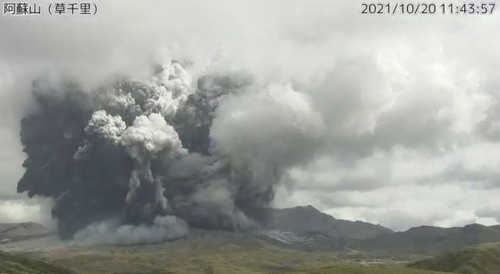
[0,199,55,227]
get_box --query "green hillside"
[409,243,500,274]
[0,250,77,274]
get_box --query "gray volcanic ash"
[17,62,325,244]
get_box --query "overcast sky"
[1,0,500,231]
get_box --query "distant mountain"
[261,205,393,240]
[409,243,500,274]
[0,222,53,243]
[358,223,500,255]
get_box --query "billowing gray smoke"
[17,61,326,243]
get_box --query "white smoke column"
[73,110,127,160]
[149,62,193,117]
[68,62,193,242]
[73,215,188,246]
[84,110,126,145]
[81,63,192,225]
[107,62,193,118]
[121,113,186,161]
[121,113,187,217]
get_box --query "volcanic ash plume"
[17,61,326,244]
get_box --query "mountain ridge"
[357,223,500,255]
[0,222,54,243]
[261,205,394,240]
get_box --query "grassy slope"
[0,250,76,274]
[23,230,454,274]
[409,243,500,274]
